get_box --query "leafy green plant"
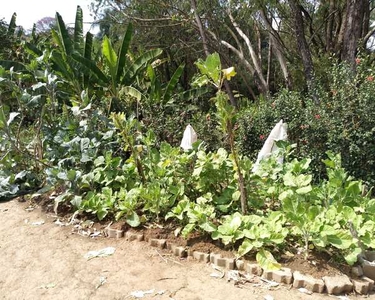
[51,6,95,97]
[193,53,248,213]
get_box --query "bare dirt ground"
[0,199,365,300]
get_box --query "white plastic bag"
[252,120,288,172]
[180,124,197,150]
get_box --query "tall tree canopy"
[90,0,375,100]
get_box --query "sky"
[0,0,96,32]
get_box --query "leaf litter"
[84,247,115,260]
[95,276,107,289]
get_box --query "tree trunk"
[325,0,335,52]
[191,0,210,56]
[335,2,347,53]
[271,34,292,89]
[361,1,370,38]
[259,9,292,89]
[267,34,272,87]
[341,0,366,70]
[228,10,269,94]
[288,0,317,104]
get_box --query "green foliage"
[1,10,375,272]
[238,62,375,185]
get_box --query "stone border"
[105,228,375,296]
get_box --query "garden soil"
[0,199,368,300]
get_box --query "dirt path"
[0,200,357,300]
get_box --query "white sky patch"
[0,0,97,32]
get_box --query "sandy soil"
[0,199,360,300]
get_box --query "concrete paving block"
[235,260,245,271]
[187,248,195,257]
[263,268,293,284]
[225,258,235,270]
[351,265,364,277]
[323,275,353,295]
[362,261,375,281]
[293,271,325,293]
[149,238,166,249]
[125,231,144,241]
[246,263,263,276]
[166,241,175,251]
[171,245,187,257]
[192,251,210,263]
[209,253,235,269]
[210,253,220,264]
[352,276,374,294]
[106,228,124,238]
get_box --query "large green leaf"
[195,52,221,86]
[56,12,73,55]
[0,60,27,72]
[84,32,93,61]
[50,50,73,81]
[126,211,141,227]
[344,247,362,265]
[147,64,161,103]
[7,13,17,36]
[83,32,93,88]
[102,36,118,80]
[25,42,43,57]
[256,249,281,271]
[120,86,143,101]
[51,29,64,51]
[72,53,109,84]
[116,23,133,82]
[123,48,163,85]
[296,185,312,195]
[162,63,184,103]
[238,239,254,257]
[180,87,211,101]
[327,231,354,249]
[74,5,84,54]
[283,172,296,187]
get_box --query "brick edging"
[105,228,374,296]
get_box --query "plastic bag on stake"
[180,124,197,150]
[252,120,288,172]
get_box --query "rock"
[365,251,375,262]
[125,231,144,241]
[149,238,166,249]
[246,263,263,276]
[351,265,363,278]
[171,245,187,258]
[352,276,374,294]
[106,228,124,238]
[210,253,235,270]
[362,260,375,281]
[323,275,353,295]
[263,268,293,284]
[192,251,210,263]
[293,271,325,293]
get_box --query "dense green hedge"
[238,62,375,185]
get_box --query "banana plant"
[0,13,27,69]
[50,6,94,96]
[146,63,185,105]
[72,22,163,113]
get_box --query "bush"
[238,61,375,185]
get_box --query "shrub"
[238,62,375,185]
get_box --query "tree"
[35,17,56,33]
[288,0,317,102]
[89,0,375,100]
[341,0,367,69]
